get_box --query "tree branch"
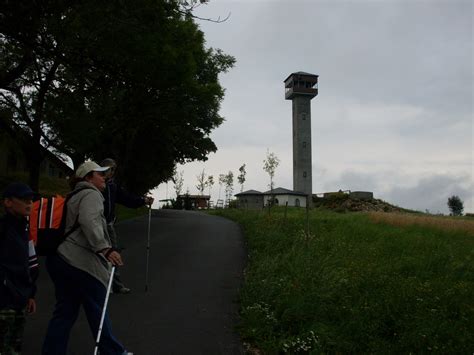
[177,1,231,23]
[0,51,33,87]
[0,92,19,111]
[178,9,231,23]
[0,86,34,127]
[34,60,60,123]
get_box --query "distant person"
[42,161,133,355]
[100,158,154,294]
[1,182,38,354]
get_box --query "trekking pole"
[94,265,115,355]
[145,206,152,292]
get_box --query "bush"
[447,195,464,216]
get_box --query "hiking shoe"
[114,286,131,294]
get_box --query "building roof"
[262,187,307,196]
[284,71,319,82]
[235,189,263,196]
[43,149,73,175]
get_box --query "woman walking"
[42,161,132,355]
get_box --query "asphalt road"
[23,209,246,355]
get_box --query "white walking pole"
[145,206,152,292]
[94,266,116,355]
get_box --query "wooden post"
[306,196,310,241]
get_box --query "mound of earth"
[313,194,415,213]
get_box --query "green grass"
[209,207,474,354]
[0,172,70,197]
[115,205,149,222]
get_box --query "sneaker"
[114,286,131,294]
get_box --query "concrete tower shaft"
[292,96,312,196]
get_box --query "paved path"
[23,210,246,354]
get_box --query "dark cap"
[100,158,117,168]
[3,182,36,199]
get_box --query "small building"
[320,190,374,201]
[263,187,308,208]
[0,129,73,179]
[235,190,264,209]
[177,194,210,209]
[235,188,308,209]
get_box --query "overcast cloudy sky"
[152,0,473,214]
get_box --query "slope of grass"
[115,205,149,222]
[0,172,70,197]
[369,212,474,236]
[210,208,474,354]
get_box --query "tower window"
[303,171,307,178]
[303,142,307,148]
[301,113,306,120]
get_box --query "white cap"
[76,161,110,178]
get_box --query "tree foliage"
[206,175,214,196]
[263,150,280,192]
[0,0,235,192]
[172,170,184,198]
[238,163,246,192]
[224,171,234,205]
[447,195,464,216]
[196,169,206,195]
[218,173,226,200]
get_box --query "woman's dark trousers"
[42,254,125,355]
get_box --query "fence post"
[306,196,310,241]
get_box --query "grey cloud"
[210,1,472,116]
[321,170,382,193]
[385,174,473,213]
[318,170,473,214]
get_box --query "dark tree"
[0,1,70,189]
[1,0,234,193]
[447,195,464,216]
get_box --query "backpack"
[29,187,92,256]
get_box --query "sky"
[152,0,473,214]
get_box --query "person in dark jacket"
[100,158,154,294]
[1,182,39,354]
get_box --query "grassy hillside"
[0,173,70,197]
[209,207,474,354]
